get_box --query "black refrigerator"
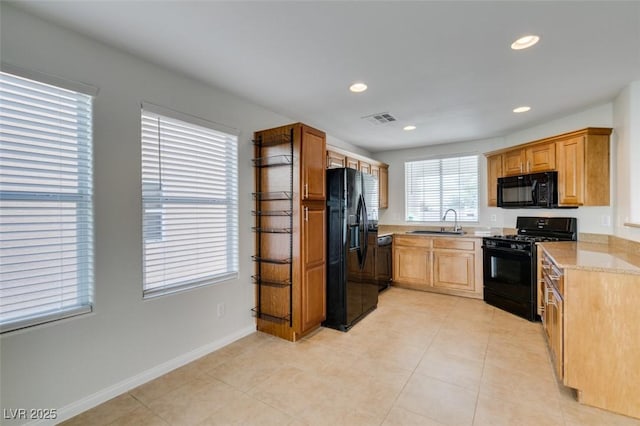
[324,168,378,331]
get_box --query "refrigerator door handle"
[356,194,364,267]
[361,195,369,270]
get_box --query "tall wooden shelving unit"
[252,128,294,325]
[252,123,326,341]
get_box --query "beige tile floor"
[60,287,640,426]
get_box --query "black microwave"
[497,171,560,208]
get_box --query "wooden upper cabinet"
[556,130,611,206]
[556,136,585,206]
[370,164,380,179]
[526,141,556,172]
[325,148,389,209]
[327,150,346,169]
[379,165,389,209]
[503,149,526,175]
[485,127,611,207]
[300,125,326,201]
[486,154,503,207]
[503,142,555,176]
[346,156,359,170]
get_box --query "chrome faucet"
[441,208,461,232]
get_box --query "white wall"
[0,4,361,424]
[613,81,640,242]
[376,104,616,235]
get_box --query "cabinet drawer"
[433,238,475,251]
[394,235,432,248]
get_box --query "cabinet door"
[379,166,389,209]
[360,161,371,174]
[326,150,346,169]
[546,285,563,379]
[432,251,475,292]
[346,157,359,170]
[552,290,563,379]
[556,136,585,206]
[301,205,326,333]
[486,154,502,206]
[301,126,326,201]
[526,142,556,172]
[503,149,525,175]
[392,246,430,289]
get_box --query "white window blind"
[405,155,478,222]
[0,71,93,333]
[141,108,238,297]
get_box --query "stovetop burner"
[489,234,561,243]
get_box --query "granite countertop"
[538,241,640,276]
[377,225,495,239]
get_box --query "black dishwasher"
[375,235,392,291]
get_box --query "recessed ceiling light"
[349,82,367,93]
[513,106,531,113]
[403,125,416,131]
[511,35,540,50]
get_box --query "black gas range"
[482,217,577,321]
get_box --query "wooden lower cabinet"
[301,263,325,334]
[432,251,475,293]
[299,204,326,335]
[392,235,482,299]
[539,247,640,419]
[393,245,430,289]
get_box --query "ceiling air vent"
[362,112,397,125]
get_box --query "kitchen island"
[538,239,640,420]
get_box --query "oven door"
[482,245,536,319]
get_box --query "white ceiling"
[10,1,640,152]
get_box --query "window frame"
[140,102,240,299]
[0,66,96,333]
[404,153,480,223]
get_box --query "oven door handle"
[482,246,532,257]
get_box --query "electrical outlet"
[490,214,497,222]
[217,303,225,318]
[601,215,611,227]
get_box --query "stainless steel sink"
[407,230,466,235]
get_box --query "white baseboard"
[28,325,255,426]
